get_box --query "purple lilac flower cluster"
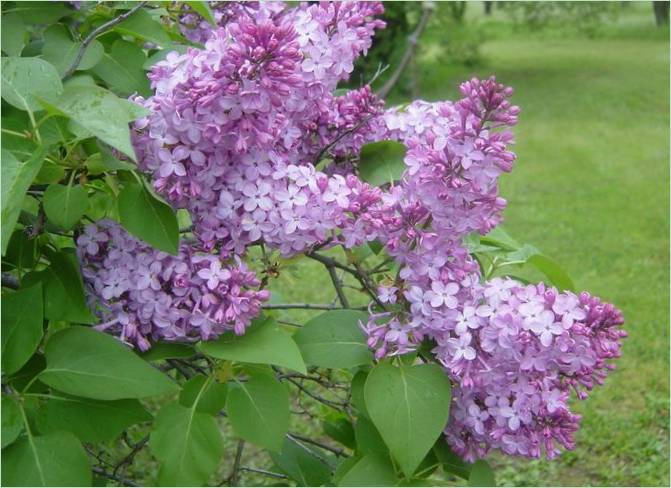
[74,1,625,462]
[359,78,625,460]
[133,1,385,255]
[77,220,269,351]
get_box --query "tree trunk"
[484,1,493,16]
[653,1,669,26]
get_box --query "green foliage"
[364,363,452,477]
[1,147,47,253]
[199,316,307,373]
[149,402,224,486]
[1,430,91,487]
[42,183,89,230]
[358,140,407,187]
[337,453,398,487]
[1,57,63,112]
[118,180,179,254]
[293,310,372,368]
[35,396,151,442]
[270,437,334,486]
[226,373,289,452]
[39,326,178,400]
[1,283,43,375]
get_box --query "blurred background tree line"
[351,1,670,97]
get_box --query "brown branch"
[377,1,435,99]
[288,433,345,457]
[62,2,148,80]
[92,466,139,487]
[227,440,245,486]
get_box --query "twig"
[92,466,139,487]
[288,433,345,457]
[113,435,149,478]
[377,2,435,99]
[62,2,148,80]
[227,440,245,486]
[326,264,350,308]
[239,467,287,479]
[1,273,19,290]
[167,359,193,379]
[263,303,365,311]
[284,377,349,411]
[313,114,375,165]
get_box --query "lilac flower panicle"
[77,220,269,351]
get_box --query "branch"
[239,467,287,480]
[262,303,366,311]
[62,2,148,80]
[306,251,386,309]
[92,467,139,487]
[376,1,435,99]
[113,435,149,478]
[313,114,375,165]
[284,376,349,411]
[327,264,350,308]
[1,273,19,290]
[288,433,345,457]
[227,440,245,486]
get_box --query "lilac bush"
[17,0,624,482]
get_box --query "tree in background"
[653,1,669,25]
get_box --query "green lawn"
[271,4,669,486]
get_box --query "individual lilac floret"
[76,220,269,350]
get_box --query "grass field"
[271,3,670,486]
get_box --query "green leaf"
[1,147,47,254]
[115,8,172,47]
[41,25,104,77]
[293,310,372,369]
[22,250,94,323]
[270,437,333,486]
[226,374,289,452]
[480,227,519,251]
[36,395,151,442]
[364,363,452,477]
[5,1,71,24]
[350,370,370,417]
[1,431,91,487]
[1,13,27,56]
[141,342,195,361]
[1,284,43,375]
[323,416,356,449]
[337,453,398,487]
[1,395,23,448]
[6,354,46,392]
[527,254,575,292]
[149,402,224,486]
[354,415,387,456]
[43,183,89,231]
[185,1,216,24]
[42,85,145,161]
[92,40,151,97]
[199,316,306,373]
[179,374,228,415]
[4,230,39,272]
[358,141,407,187]
[468,460,495,487]
[39,326,178,400]
[433,439,471,480]
[118,181,179,254]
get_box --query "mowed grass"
[270,5,670,487]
